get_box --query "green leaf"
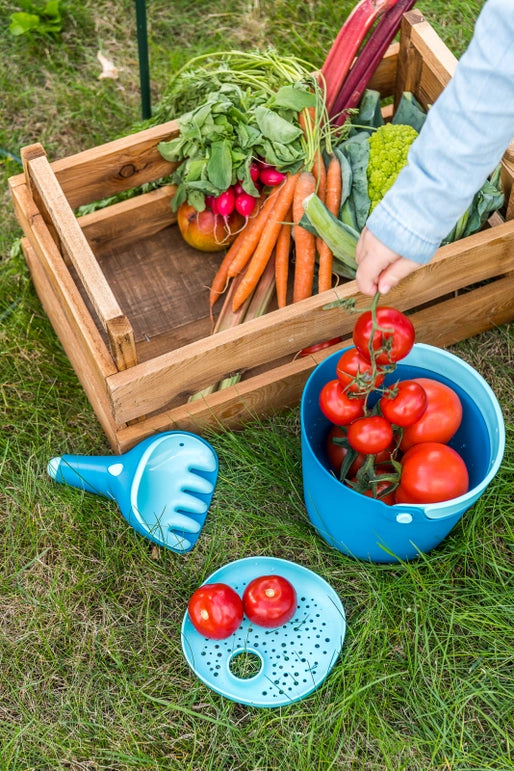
[253,105,303,144]
[268,85,316,112]
[158,137,186,161]
[43,0,61,19]
[206,139,232,190]
[392,92,426,132]
[9,12,40,35]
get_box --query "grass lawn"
[1,1,512,768]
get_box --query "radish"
[249,163,260,183]
[235,192,257,217]
[215,188,236,217]
[259,167,286,187]
[205,195,218,213]
[233,181,244,195]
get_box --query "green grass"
[1,1,513,768]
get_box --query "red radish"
[215,188,236,217]
[205,195,218,214]
[259,167,286,187]
[233,182,244,195]
[235,192,257,217]
[250,163,262,182]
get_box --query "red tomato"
[353,307,415,364]
[336,347,385,394]
[299,337,343,357]
[400,378,463,451]
[188,583,244,640]
[380,380,428,427]
[243,575,297,629]
[396,442,469,504]
[319,379,365,425]
[347,415,394,455]
[326,427,395,480]
[326,426,364,479]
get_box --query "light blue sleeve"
[366,0,514,264]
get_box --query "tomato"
[299,337,343,357]
[319,379,365,425]
[188,583,244,640]
[379,380,427,427]
[326,426,363,478]
[353,306,415,364]
[400,378,463,451]
[347,415,394,455]
[336,347,385,394]
[243,575,297,629]
[395,442,469,504]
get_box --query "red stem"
[321,0,401,115]
[330,0,418,124]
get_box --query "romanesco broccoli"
[367,123,418,211]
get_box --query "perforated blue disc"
[181,556,346,707]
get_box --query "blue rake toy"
[47,431,219,553]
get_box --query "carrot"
[292,171,317,303]
[226,191,278,279]
[312,150,327,202]
[209,240,241,308]
[231,172,299,312]
[325,153,342,216]
[274,211,292,309]
[316,154,342,293]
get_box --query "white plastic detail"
[108,463,124,477]
[396,512,413,524]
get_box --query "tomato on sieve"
[243,575,297,629]
[188,582,244,640]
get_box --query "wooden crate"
[9,10,514,453]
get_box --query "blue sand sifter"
[47,431,219,553]
[181,556,346,707]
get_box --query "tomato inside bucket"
[300,343,505,563]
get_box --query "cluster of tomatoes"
[319,305,470,505]
[205,161,286,219]
[187,574,297,640]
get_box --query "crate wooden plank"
[113,271,514,451]
[22,146,138,370]
[106,219,514,425]
[79,185,177,254]
[21,238,120,447]
[396,10,456,109]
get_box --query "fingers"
[355,226,421,296]
[377,258,422,294]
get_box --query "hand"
[355,226,421,296]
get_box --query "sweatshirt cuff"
[365,202,442,265]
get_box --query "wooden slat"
[21,238,121,449]
[395,10,456,109]
[366,41,399,98]
[21,146,137,370]
[78,185,177,254]
[113,272,514,451]
[106,219,514,425]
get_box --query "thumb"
[377,257,422,294]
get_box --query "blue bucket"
[300,343,505,563]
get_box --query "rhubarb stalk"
[321,0,400,116]
[331,0,418,124]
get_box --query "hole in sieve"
[228,650,263,680]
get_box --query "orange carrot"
[226,191,279,279]
[325,153,342,216]
[316,154,342,294]
[209,240,241,308]
[232,172,299,312]
[312,150,327,201]
[292,171,317,303]
[274,211,292,309]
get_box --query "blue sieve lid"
[181,556,346,708]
